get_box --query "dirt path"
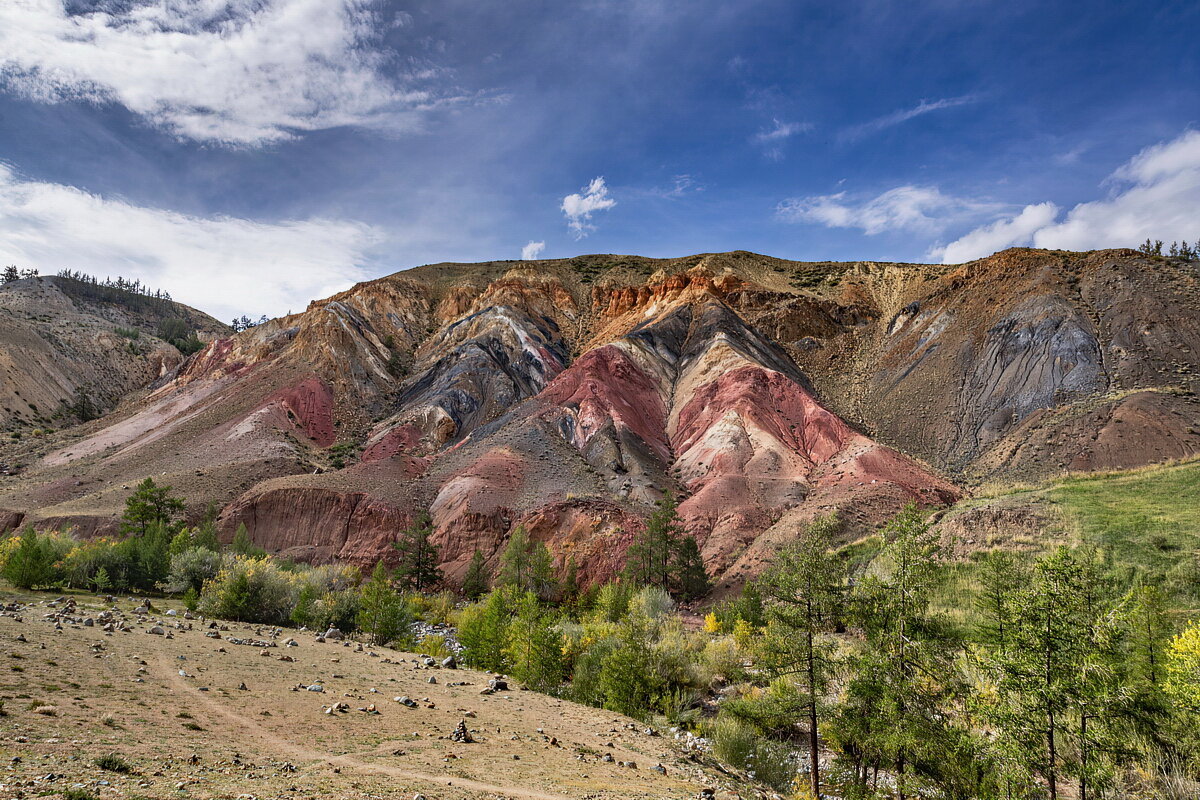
[157,653,573,800]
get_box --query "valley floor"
[0,592,755,800]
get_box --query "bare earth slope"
[1,248,1197,588]
[0,275,228,438]
[0,593,756,799]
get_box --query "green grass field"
[923,459,1200,635]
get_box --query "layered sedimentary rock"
[2,248,1198,590]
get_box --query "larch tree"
[393,511,443,591]
[757,513,844,799]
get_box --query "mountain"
[1,248,1197,590]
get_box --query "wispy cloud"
[842,94,978,141]
[753,118,812,143]
[935,130,1200,262]
[0,164,380,320]
[0,0,474,146]
[521,240,546,260]
[752,118,812,159]
[561,177,617,238]
[777,185,1000,235]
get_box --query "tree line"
[1137,238,1200,260]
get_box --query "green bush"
[95,753,134,773]
[161,546,223,594]
[198,556,294,624]
[709,713,798,791]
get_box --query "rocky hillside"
[0,275,228,439]
[1,248,1197,590]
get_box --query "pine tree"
[528,541,558,602]
[92,566,112,594]
[120,478,185,536]
[1,265,18,283]
[560,555,581,604]
[758,514,843,799]
[674,536,711,601]
[461,548,489,601]
[392,512,443,592]
[1126,582,1170,688]
[987,547,1105,800]
[192,503,221,552]
[357,561,412,646]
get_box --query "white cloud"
[0,0,467,146]
[521,240,546,260]
[752,118,812,160]
[0,164,380,320]
[937,130,1200,262]
[561,177,616,239]
[932,202,1059,263]
[843,94,978,141]
[777,185,998,235]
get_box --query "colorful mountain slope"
[1,248,1197,590]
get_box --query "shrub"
[417,634,453,660]
[310,588,361,633]
[95,753,134,773]
[198,556,294,624]
[161,546,223,594]
[700,635,745,686]
[409,590,457,624]
[709,713,798,791]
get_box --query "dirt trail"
[156,653,572,800]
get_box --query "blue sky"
[0,0,1198,320]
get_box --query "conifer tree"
[758,514,843,799]
[624,491,686,593]
[846,506,948,800]
[1125,582,1170,688]
[2,528,55,589]
[674,536,711,601]
[497,526,534,591]
[985,546,1124,800]
[560,554,581,604]
[528,541,559,602]
[120,478,185,536]
[230,523,265,557]
[357,561,411,646]
[458,588,513,671]
[504,592,565,691]
[461,548,489,601]
[976,549,1025,647]
[392,511,442,592]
